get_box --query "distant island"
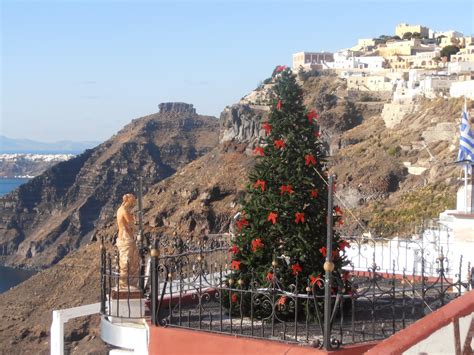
[0,136,99,179]
[0,153,75,178]
[0,135,99,155]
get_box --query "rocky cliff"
[0,104,219,268]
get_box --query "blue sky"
[1,0,473,142]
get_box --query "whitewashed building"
[418,74,458,97]
[450,80,474,99]
[448,61,474,75]
[325,50,385,71]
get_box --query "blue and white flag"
[457,108,474,165]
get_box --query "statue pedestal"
[111,286,143,300]
[107,288,146,321]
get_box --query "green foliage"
[374,34,402,44]
[402,32,412,40]
[359,94,381,102]
[228,67,348,295]
[440,45,460,61]
[387,146,401,157]
[368,184,456,235]
[297,69,337,82]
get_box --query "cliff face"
[0,104,219,268]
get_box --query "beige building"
[451,44,474,62]
[395,23,430,38]
[439,36,474,48]
[386,55,411,70]
[378,39,434,57]
[292,52,334,69]
[385,51,441,70]
[347,75,393,92]
[410,51,441,68]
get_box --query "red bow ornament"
[295,212,305,224]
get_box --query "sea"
[0,266,36,294]
[0,178,34,293]
[0,178,29,197]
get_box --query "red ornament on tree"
[274,139,286,149]
[230,260,241,270]
[267,212,278,224]
[253,179,266,191]
[231,294,238,303]
[310,189,318,198]
[334,206,343,215]
[291,263,302,275]
[280,184,294,195]
[276,99,282,111]
[253,146,265,156]
[251,238,264,252]
[266,272,274,281]
[278,296,287,306]
[307,110,318,123]
[339,240,350,250]
[295,212,305,224]
[319,246,327,257]
[305,154,316,166]
[236,218,249,230]
[229,245,239,254]
[310,274,323,287]
[262,122,272,135]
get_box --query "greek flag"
[457,109,474,165]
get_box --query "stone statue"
[116,193,140,289]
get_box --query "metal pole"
[463,98,470,213]
[137,176,144,247]
[464,165,468,213]
[323,175,335,350]
[100,237,106,314]
[137,177,145,290]
[151,240,158,326]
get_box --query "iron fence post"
[100,236,106,314]
[323,175,334,350]
[151,239,158,326]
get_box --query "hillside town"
[292,23,474,102]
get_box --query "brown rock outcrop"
[0,105,219,268]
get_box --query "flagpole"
[463,98,468,213]
[465,164,468,213]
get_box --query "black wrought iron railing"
[100,242,148,320]
[99,232,472,349]
[145,238,470,350]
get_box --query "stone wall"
[381,102,418,128]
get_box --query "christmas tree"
[228,66,349,299]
